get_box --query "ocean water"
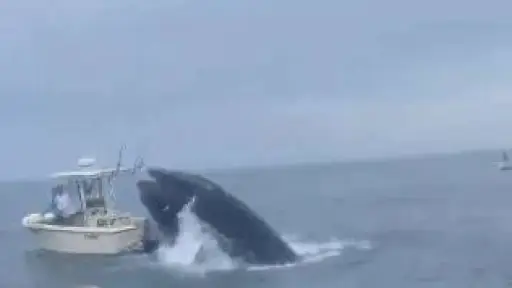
[3,150,512,288]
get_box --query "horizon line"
[1,147,502,184]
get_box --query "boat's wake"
[151,204,372,276]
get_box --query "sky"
[0,0,511,180]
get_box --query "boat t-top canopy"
[49,147,144,180]
[50,166,133,180]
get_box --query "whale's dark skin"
[137,167,298,265]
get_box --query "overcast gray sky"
[0,0,511,180]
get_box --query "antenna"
[114,144,126,178]
[107,144,126,209]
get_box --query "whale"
[137,167,298,265]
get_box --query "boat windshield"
[46,176,110,214]
[81,177,107,208]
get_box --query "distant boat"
[498,150,512,170]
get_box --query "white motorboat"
[21,146,149,255]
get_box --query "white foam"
[156,199,235,276]
[247,237,372,271]
[155,203,372,275]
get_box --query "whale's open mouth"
[137,169,196,238]
[137,181,176,236]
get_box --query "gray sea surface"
[3,150,512,288]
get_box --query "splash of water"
[155,202,372,275]
[156,199,235,275]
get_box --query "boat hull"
[23,217,147,255]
